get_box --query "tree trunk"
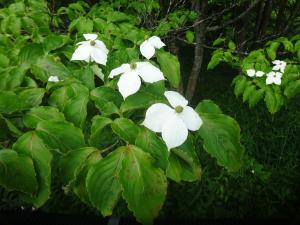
[185,0,208,101]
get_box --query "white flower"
[266,71,282,85]
[246,69,255,77]
[71,34,109,65]
[142,91,203,149]
[48,76,59,82]
[140,36,165,59]
[108,62,165,99]
[272,60,286,73]
[246,69,265,77]
[255,71,265,77]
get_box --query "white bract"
[108,62,165,99]
[246,69,255,77]
[140,36,165,59]
[266,71,282,85]
[272,60,286,73]
[48,76,59,83]
[142,91,203,149]
[255,71,265,77]
[71,34,109,65]
[246,69,264,77]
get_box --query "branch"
[206,0,262,32]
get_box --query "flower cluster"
[246,60,286,85]
[70,34,203,149]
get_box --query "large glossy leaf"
[135,128,169,170]
[59,147,99,186]
[196,100,245,172]
[36,121,86,153]
[0,64,29,91]
[0,149,37,194]
[90,87,122,115]
[89,116,117,149]
[0,91,30,114]
[49,83,89,127]
[156,50,180,88]
[166,136,201,182]
[111,118,140,144]
[87,147,125,216]
[23,106,65,129]
[120,145,167,225]
[13,132,52,207]
[15,88,45,107]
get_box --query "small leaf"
[111,118,140,144]
[13,132,52,207]
[0,149,37,194]
[156,50,181,88]
[87,147,125,216]
[23,106,65,129]
[36,121,86,153]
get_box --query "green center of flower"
[90,40,96,46]
[130,63,137,70]
[175,106,183,113]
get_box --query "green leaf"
[59,147,99,186]
[0,149,37,194]
[13,132,52,207]
[36,121,86,153]
[89,116,117,149]
[120,145,167,225]
[31,56,70,82]
[233,75,248,97]
[0,53,9,67]
[248,89,265,107]
[87,147,125,216]
[0,91,30,114]
[228,41,236,50]
[264,90,283,114]
[166,136,201,182]
[76,17,93,34]
[23,106,65,129]
[242,85,256,102]
[43,34,67,53]
[111,118,140,144]
[73,66,95,90]
[213,38,225,46]
[195,100,222,114]
[16,88,45,107]
[207,55,221,70]
[135,128,169,170]
[185,30,194,43]
[90,87,122,115]
[266,42,280,60]
[284,80,300,98]
[156,50,181,88]
[196,107,245,172]
[120,81,166,112]
[18,43,45,64]
[0,64,29,91]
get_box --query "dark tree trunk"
[185,0,208,101]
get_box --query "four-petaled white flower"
[108,62,165,99]
[71,34,109,65]
[266,71,282,85]
[140,36,165,59]
[142,91,203,149]
[48,76,59,83]
[246,69,265,77]
[272,60,286,73]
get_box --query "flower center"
[175,106,183,113]
[90,40,96,46]
[130,63,137,70]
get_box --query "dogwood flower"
[272,60,286,73]
[142,91,203,149]
[140,36,165,59]
[108,62,165,99]
[266,71,282,85]
[71,34,109,65]
[48,76,59,82]
[246,69,265,77]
